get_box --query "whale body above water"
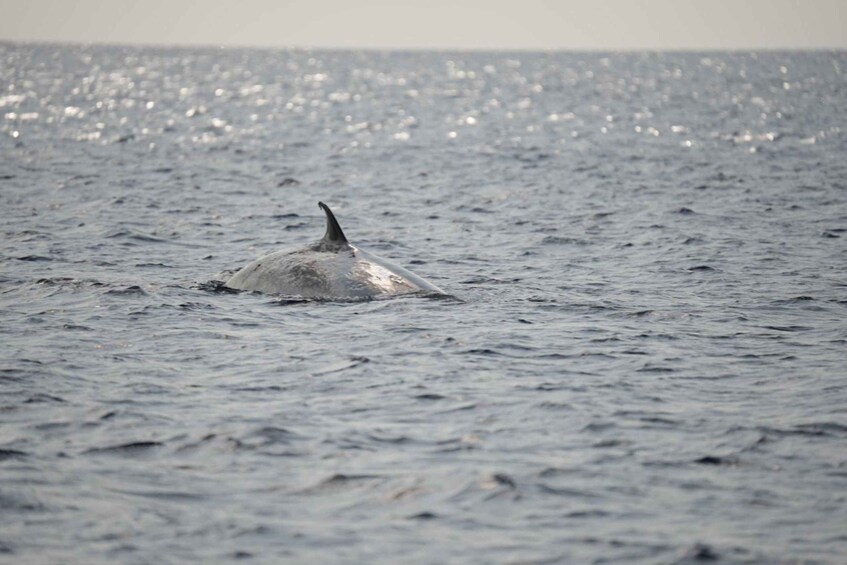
[225,202,445,299]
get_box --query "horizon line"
[2,38,846,54]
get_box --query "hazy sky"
[0,0,844,50]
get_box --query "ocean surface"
[1,43,846,564]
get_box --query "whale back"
[224,203,444,299]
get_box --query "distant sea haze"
[1,44,846,563]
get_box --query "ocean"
[1,43,846,563]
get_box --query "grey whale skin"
[225,202,444,298]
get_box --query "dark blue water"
[2,43,846,563]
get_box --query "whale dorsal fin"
[318,202,348,244]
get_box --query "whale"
[224,202,445,299]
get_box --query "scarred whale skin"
[225,202,444,299]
